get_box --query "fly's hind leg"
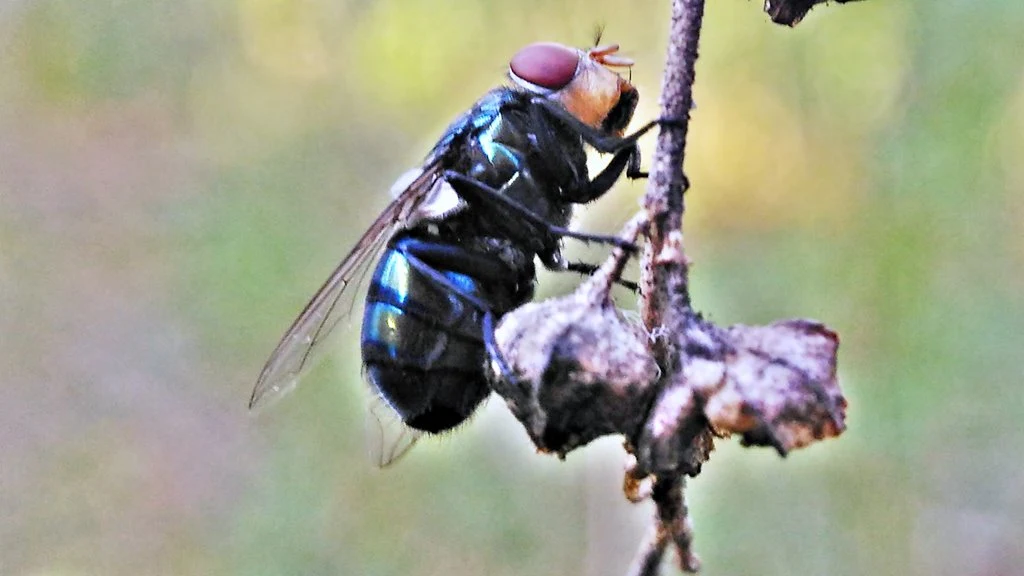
[395,238,520,383]
[481,312,515,386]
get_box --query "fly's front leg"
[625,145,646,180]
[530,98,683,154]
[528,101,684,203]
[578,142,642,202]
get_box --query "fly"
[249,41,664,463]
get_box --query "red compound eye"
[509,42,580,90]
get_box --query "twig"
[625,476,701,575]
[632,0,707,573]
[641,0,704,337]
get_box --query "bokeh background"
[2,0,1023,575]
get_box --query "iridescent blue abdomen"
[361,236,496,433]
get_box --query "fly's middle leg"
[441,171,638,253]
[565,261,638,292]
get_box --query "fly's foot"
[656,115,689,130]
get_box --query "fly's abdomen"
[361,239,492,433]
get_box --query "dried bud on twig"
[490,216,658,457]
[490,291,659,457]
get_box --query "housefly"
[249,41,662,463]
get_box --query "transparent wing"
[365,394,424,467]
[248,163,444,410]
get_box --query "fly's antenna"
[589,44,634,69]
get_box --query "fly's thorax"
[431,210,547,271]
[483,101,587,220]
[464,236,532,274]
[426,88,519,166]
[499,162,575,229]
[444,94,582,235]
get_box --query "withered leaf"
[764,0,866,26]
[699,319,846,454]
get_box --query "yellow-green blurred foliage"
[2,1,1022,575]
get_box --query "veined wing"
[365,395,424,467]
[248,162,445,410]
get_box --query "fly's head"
[508,42,639,137]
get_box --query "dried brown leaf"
[701,319,846,454]
[763,0,866,26]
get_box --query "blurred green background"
[2,0,1023,574]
